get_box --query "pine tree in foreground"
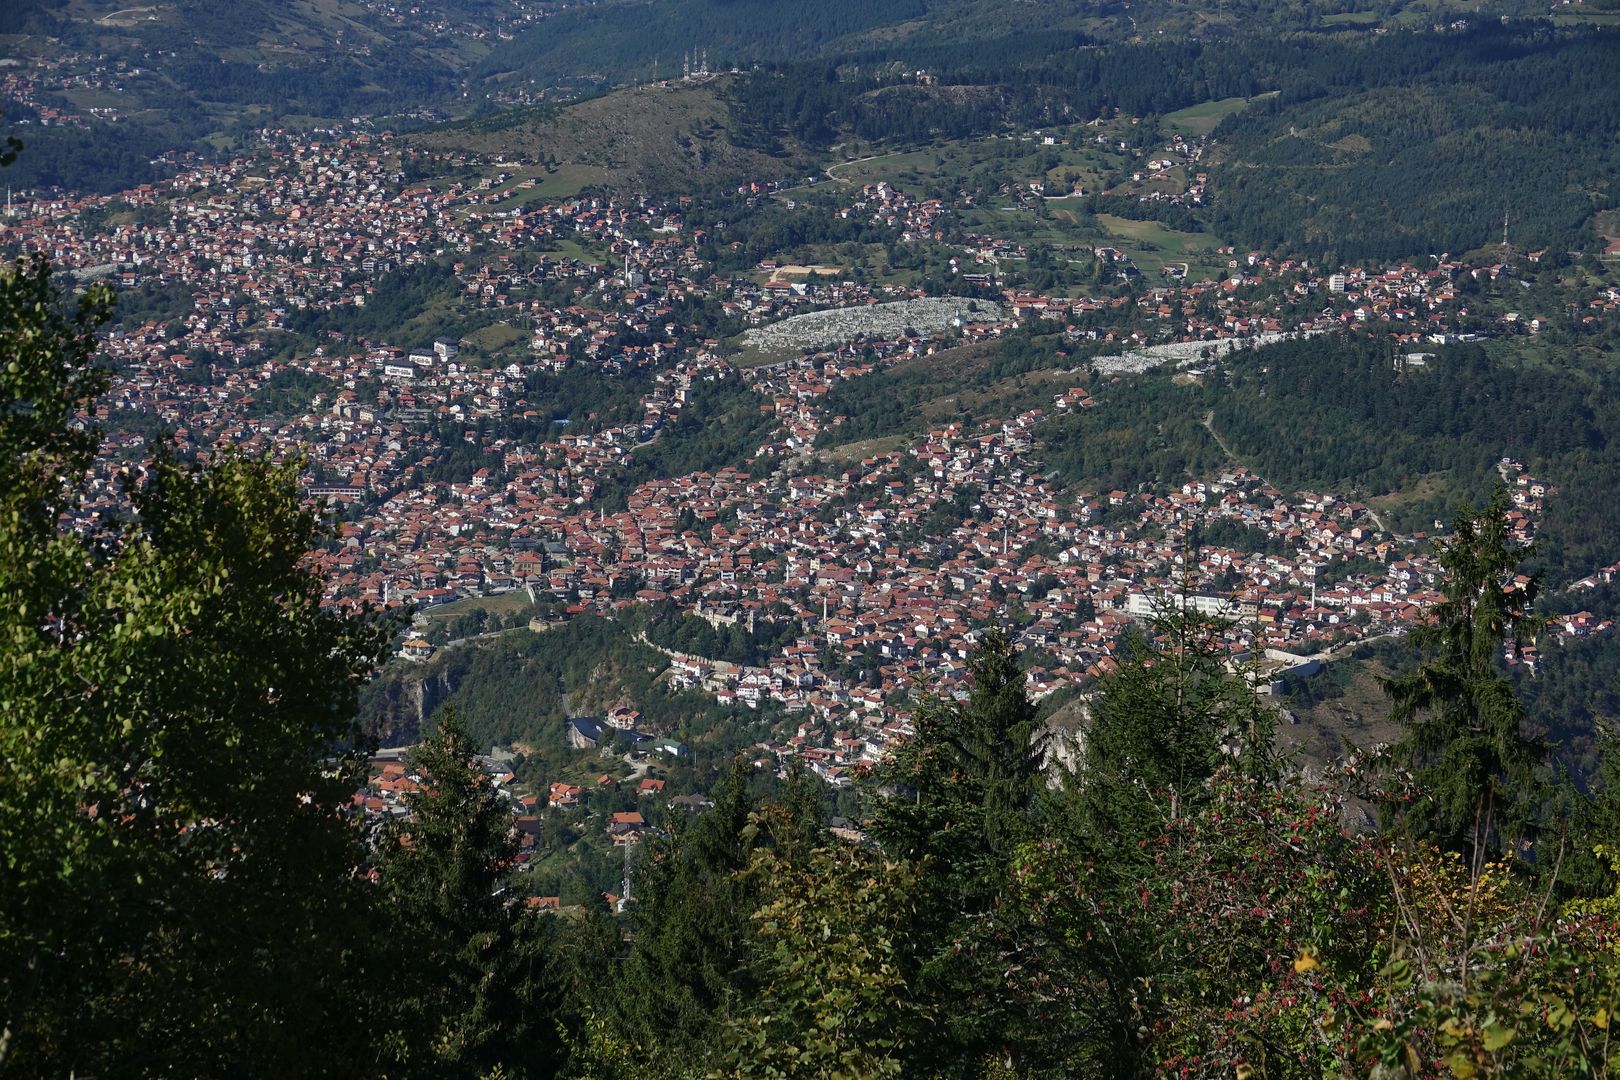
[377,709,566,1078]
[1383,486,1548,863]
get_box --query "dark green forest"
[1042,373,1227,494]
[642,602,800,666]
[475,0,930,86]
[286,261,472,348]
[1210,335,1620,576]
[594,373,778,508]
[1208,30,1620,260]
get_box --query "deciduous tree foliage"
[0,255,389,1075]
[722,844,930,1080]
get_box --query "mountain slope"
[473,0,931,88]
[4,0,506,191]
[1208,29,1620,260]
[410,78,816,194]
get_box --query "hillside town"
[5,124,1616,792]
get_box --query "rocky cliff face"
[362,663,458,747]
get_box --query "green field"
[420,590,538,629]
[826,134,1128,205]
[1096,214,1223,275]
[491,164,614,203]
[956,199,1224,279]
[1320,10,1380,25]
[729,342,801,370]
[830,147,945,186]
[461,322,529,353]
[447,163,615,222]
[1597,209,1620,249]
[818,433,909,463]
[60,87,130,111]
[1550,9,1620,24]
[1162,96,1258,137]
[542,237,609,265]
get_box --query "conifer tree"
[1383,487,1547,862]
[1038,602,1278,1073]
[596,759,828,1066]
[868,627,1046,1073]
[873,627,1044,868]
[610,758,762,1055]
[377,708,564,1077]
[1071,602,1274,848]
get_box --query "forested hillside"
[1025,333,1620,582]
[1212,336,1620,575]
[13,1,1616,260]
[1208,30,1620,260]
[473,0,930,86]
[467,0,1570,90]
[727,23,1620,260]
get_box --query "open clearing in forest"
[1162,93,1275,137]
